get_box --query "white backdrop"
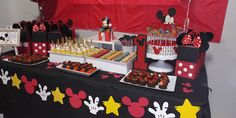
[206,0,236,117]
[0,0,38,52]
[0,0,235,118]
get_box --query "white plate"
[56,64,99,76]
[3,58,48,66]
[120,71,177,92]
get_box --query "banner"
[43,0,228,43]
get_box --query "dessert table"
[0,58,211,118]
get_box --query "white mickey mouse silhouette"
[36,84,51,101]
[148,101,175,118]
[0,69,11,85]
[84,95,104,115]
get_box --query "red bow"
[32,24,39,32]
[39,23,46,31]
[182,34,202,48]
[32,23,46,32]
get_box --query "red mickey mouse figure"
[122,96,149,118]
[66,88,87,109]
[21,75,38,94]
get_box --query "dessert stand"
[147,51,177,73]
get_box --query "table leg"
[14,46,19,55]
[99,43,102,48]
[112,44,115,50]
[0,47,2,56]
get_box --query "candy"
[114,52,130,61]
[121,53,136,62]
[106,51,123,60]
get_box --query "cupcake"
[147,79,157,88]
[138,77,147,86]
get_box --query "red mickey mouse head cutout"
[122,96,149,118]
[66,88,87,109]
[21,75,38,94]
[153,46,162,55]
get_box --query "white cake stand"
[146,53,177,73]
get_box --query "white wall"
[0,0,38,52]
[0,0,38,27]
[206,0,236,117]
[0,0,236,118]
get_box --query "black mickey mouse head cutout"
[157,7,176,24]
[12,23,21,29]
[176,29,214,52]
[136,38,145,46]
[199,32,214,52]
[61,19,74,38]
[51,24,59,32]
[44,21,51,32]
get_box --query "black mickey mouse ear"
[44,21,51,32]
[32,20,37,25]
[67,19,73,27]
[26,22,33,32]
[199,32,212,52]
[58,20,63,25]
[12,23,21,29]
[20,21,26,29]
[205,32,214,41]
[200,32,207,41]
[61,24,70,37]
[51,24,58,32]
[200,41,209,52]
[156,10,164,22]
[176,33,186,45]
[168,7,176,17]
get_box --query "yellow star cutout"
[103,96,121,116]
[51,87,65,104]
[176,99,200,118]
[11,73,21,90]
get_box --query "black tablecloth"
[0,59,211,118]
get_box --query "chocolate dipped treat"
[159,73,169,89]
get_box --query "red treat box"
[98,30,113,41]
[17,31,31,54]
[32,42,48,55]
[174,46,206,80]
[47,32,62,50]
[32,32,48,55]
